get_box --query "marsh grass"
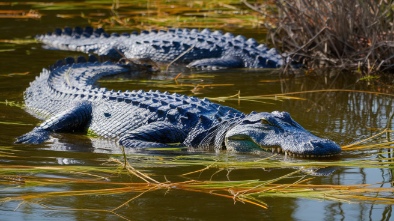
[3,152,394,221]
[10,0,263,30]
[0,10,41,19]
[101,0,261,29]
[208,88,394,105]
[262,0,394,74]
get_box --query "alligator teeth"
[260,147,337,158]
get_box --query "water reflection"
[277,72,394,146]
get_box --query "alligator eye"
[261,118,274,126]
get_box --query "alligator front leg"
[15,101,92,144]
[119,122,187,148]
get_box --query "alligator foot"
[15,128,51,144]
[15,101,93,145]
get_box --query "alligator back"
[36,27,283,69]
[23,57,244,143]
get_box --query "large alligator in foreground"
[36,27,284,69]
[16,57,341,157]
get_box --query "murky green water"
[1,1,394,221]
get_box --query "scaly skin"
[15,57,341,157]
[36,26,284,69]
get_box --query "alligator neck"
[183,115,243,150]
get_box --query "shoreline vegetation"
[245,0,394,75]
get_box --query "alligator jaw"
[260,146,337,158]
[225,135,338,157]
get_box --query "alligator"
[15,57,341,157]
[36,26,284,69]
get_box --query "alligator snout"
[224,112,341,157]
[304,139,341,157]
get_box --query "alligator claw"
[15,128,51,144]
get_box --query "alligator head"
[224,111,341,157]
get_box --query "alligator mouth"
[260,146,337,158]
[226,135,338,158]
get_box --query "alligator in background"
[36,27,284,69]
[15,57,341,157]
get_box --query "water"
[1,1,394,221]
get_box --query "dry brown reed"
[258,0,394,74]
